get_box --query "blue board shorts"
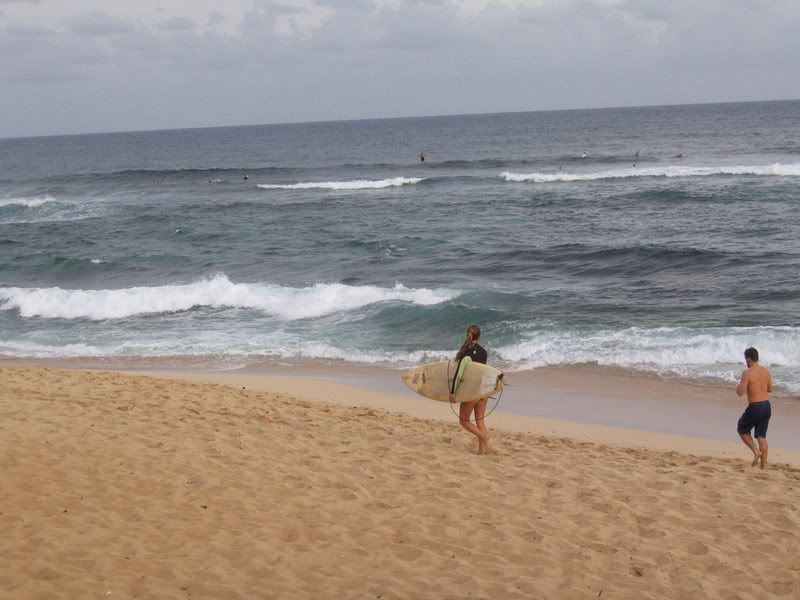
[737,400,771,439]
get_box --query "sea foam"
[494,326,800,388]
[257,177,424,190]
[0,340,103,357]
[0,195,59,208]
[0,274,459,321]
[501,162,800,183]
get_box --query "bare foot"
[760,455,767,470]
[477,435,497,455]
[751,452,762,467]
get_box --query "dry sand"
[2,365,799,599]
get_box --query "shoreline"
[129,368,800,467]
[5,357,800,464]
[3,355,799,447]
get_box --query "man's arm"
[767,371,773,393]
[736,370,748,397]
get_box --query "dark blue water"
[2,101,799,390]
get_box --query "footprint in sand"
[589,542,617,555]
[687,540,709,555]
[648,480,674,491]
[521,529,543,543]
[764,580,794,596]
[638,527,666,539]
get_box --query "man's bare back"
[736,362,772,403]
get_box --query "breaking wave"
[501,162,800,183]
[495,326,800,392]
[0,195,59,208]
[257,177,424,190]
[0,274,460,321]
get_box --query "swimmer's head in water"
[744,347,759,363]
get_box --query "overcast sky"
[1,0,798,138]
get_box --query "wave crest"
[501,162,800,183]
[0,195,59,208]
[495,326,800,390]
[0,275,459,321]
[257,177,424,190]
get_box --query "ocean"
[1,100,799,391]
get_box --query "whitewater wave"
[0,335,451,364]
[253,331,800,393]
[0,340,104,357]
[494,326,800,391]
[501,162,800,183]
[257,177,424,190]
[2,323,799,391]
[0,195,109,225]
[0,275,460,321]
[0,195,59,208]
[228,343,451,365]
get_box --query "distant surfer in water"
[419,151,426,162]
[449,324,493,454]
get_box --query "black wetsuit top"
[462,343,488,365]
[451,344,488,394]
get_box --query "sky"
[1,0,799,138]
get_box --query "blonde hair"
[455,324,481,360]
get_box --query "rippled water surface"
[1,101,799,390]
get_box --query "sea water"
[1,100,799,391]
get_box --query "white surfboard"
[401,360,505,403]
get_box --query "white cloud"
[0,0,798,137]
[157,16,195,32]
[0,1,251,35]
[69,11,134,36]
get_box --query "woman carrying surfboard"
[449,324,494,454]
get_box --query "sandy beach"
[2,364,799,599]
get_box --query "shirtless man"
[735,347,772,468]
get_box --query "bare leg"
[739,433,762,466]
[459,401,486,449]
[757,437,768,469]
[473,397,492,454]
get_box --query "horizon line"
[2,97,799,142]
